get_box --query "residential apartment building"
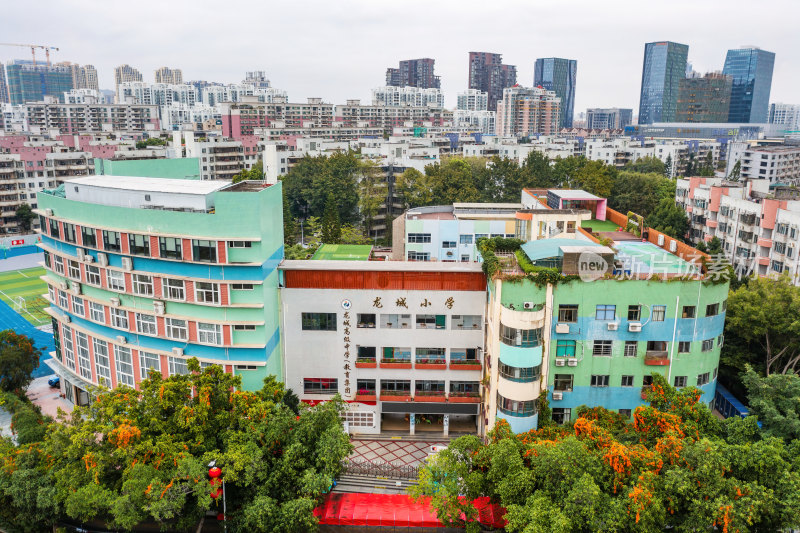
[202,84,286,106]
[371,86,444,108]
[280,261,486,436]
[6,60,74,105]
[0,65,9,104]
[468,52,517,112]
[723,47,775,123]
[586,108,633,130]
[457,89,489,111]
[336,100,451,136]
[219,97,335,139]
[154,66,183,85]
[114,64,143,86]
[769,103,800,131]
[533,58,577,129]
[453,110,496,135]
[385,58,440,89]
[243,71,271,89]
[56,62,99,91]
[37,175,284,405]
[116,82,198,109]
[638,41,689,124]
[495,86,561,137]
[725,144,800,183]
[676,73,732,123]
[21,96,159,134]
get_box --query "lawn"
[0,267,50,326]
[581,219,620,232]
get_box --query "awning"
[382,402,480,415]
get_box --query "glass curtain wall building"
[638,42,689,125]
[723,47,775,123]
[534,58,577,129]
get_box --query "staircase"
[333,473,418,494]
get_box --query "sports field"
[0,267,50,326]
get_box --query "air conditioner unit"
[567,358,578,367]
[172,347,184,357]
[629,322,642,332]
[552,392,563,401]
[84,255,94,264]
[607,322,619,331]
[58,280,68,290]
[97,253,108,266]
[121,257,133,271]
[523,301,536,310]
[63,315,71,323]
[109,297,120,307]
[555,359,566,367]
[555,323,570,334]
[657,234,665,246]
[76,248,85,261]
[153,301,165,315]
[70,283,81,296]
[44,208,53,216]
[669,240,677,253]
[116,335,127,345]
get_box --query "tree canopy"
[0,330,40,393]
[0,360,351,532]
[412,374,800,533]
[14,203,34,232]
[742,365,800,441]
[625,155,666,176]
[644,198,689,240]
[609,171,676,219]
[232,161,265,183]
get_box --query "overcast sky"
[4,0,798,114]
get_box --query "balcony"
[354,391,377,402]
[355,359,377,369]
[448,391,481,403]
[757,238,773,248]
[415,358,447,370]
[380,359,412,369]
[644,351,669,366]
[414,391,446,403]
[449,360,482,371]
[380,389,411,400]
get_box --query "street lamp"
[208,460,227,532]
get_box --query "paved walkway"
[349,439,448,467]
[27,375,72,419]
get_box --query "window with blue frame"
[595,305,616,320]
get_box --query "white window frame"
[135,313,157,335]
[110,307,129,330]
[168,356,189,375]
[195,282,220,304]
[132,274,153,296]
[107,269,125,292]
[53,255,64,275]
[86,265,101,286]
[67,260,81,280]
[61,324,75,371]
[58,290,68,309]
[163,278,185,301]
[114,345,135,387]
[89,301,105,323]
[165,318,188,340]
[197,322,222,345]
[651,305,666,322]
[139,351,161,379]
[71,296,85,317]
[93,339,111,384]
[75,331,92,379]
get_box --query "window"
[697,372,710,386]
[53,255,64,275]
[381,380,411,393]
[592,340,612,356]
[135,313,157,335]
[49,218,60,239]
[407,233,431,243]
[553,374,573,391]
[624,341,637,357]
[302,312,336,331]
[57,290,68,309]
[721,299,727,312]
[228,240,252,248]
[128,234,150,256]
[159,237,182,260]
[71,296,84,317]
[590,375,610,387]
[682,306,696,319]
[304,378,338,394]
[415,380,445,393]
[86,265,101,286]
[63,223,76,243]
[165,318,188,340]
[551,408,571,425]
[89,301,105,322]
[140,352,161,379]
[595,305,616,320]
[81,226,96,247]
[75,332,91,379]
[674,376,687,388]
[415,347,446,363]
[198,322,223,345]
[61,324,74,369]
[461,254,470,262]
[416,314,446,329]
[356,346,376,362]
[67,260,80,280]
[621,375,634,387]
[619,409,632,418]
[230,283,254,290]
[706,303,720,316]
[110,308,129,329]
[627,305,641,321]
[93,339,111,384]
[114,345,135,387]
[451,315,482,330]
[558,304,578,323]
[163,278,185,300]
[556,340,576,357]
[381,314,411,329]
[500,324,541,347]
[646,341,667,353]
[192,239,217,262]
[168,357,189,376]
[450,381,480,395]
[357,313,376,328]
[499,363,541,382]
[195,282,219,304]
[651,305,666,321]
[701,339,714,352]
[356,379,376,393]
[107,270,125,292]
[497,394,537,416]
[643,375,654,386]
[450,348,478,361]
[442,241,456,249]
[459,234,473,244]
[102,230,121,252]
[382,347,411,362]
[678,341,691,353]
[407,251,430,261]
[132,274,153,296]
[718,334,724,347]
[233,324,256,331]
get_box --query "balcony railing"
[380,389,411,398]
[449,359,482,371]
[415,358,446,369]
[644,351,670,366]
[379,359,412,369]
[355,358,377,368]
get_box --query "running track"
[0,298,54,378]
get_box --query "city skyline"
[2,0,798,115]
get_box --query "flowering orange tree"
[415,374,800,532]
[0,359,351,532]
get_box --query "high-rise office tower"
[676,72,732,123]
[115,64,143,86]
[0,64,8,104]
[723,47,775,123]
[5,60,74,105]
[155,66,183,85]
[385,58,440,89]
[533,58,577,128]
[638,41,689,124]
[468,52,517,112]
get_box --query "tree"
[358,160,385,239]
[725,273,800,375]
[281,153,360,225]
[572,159,616,198]
[684,152,696,177]
[0,361,352,532]
[741,365,800,441]
[232,161,264,183]
[15,203,34,232]
[427,159,481,205]
[707,236,724,255]
[645,198,689,240]
[0,330,40,393]
[395,168,434,209]
[609,171,675,218]
[282,190,298,247]
[625,155,666,175]
[320,194,341,244]
[728,160,742,182]
[481,156,520,202]
[519,151,556,189]
[698,151,715,177]
[695,240,708,252]
[664,154,673,178]
[134,137,167,150]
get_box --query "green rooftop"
[311,244,373,261]
[520,238,602,262]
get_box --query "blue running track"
[0,298,54,378]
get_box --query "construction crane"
[0,43,60,66]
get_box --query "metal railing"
[343,458,419,479]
